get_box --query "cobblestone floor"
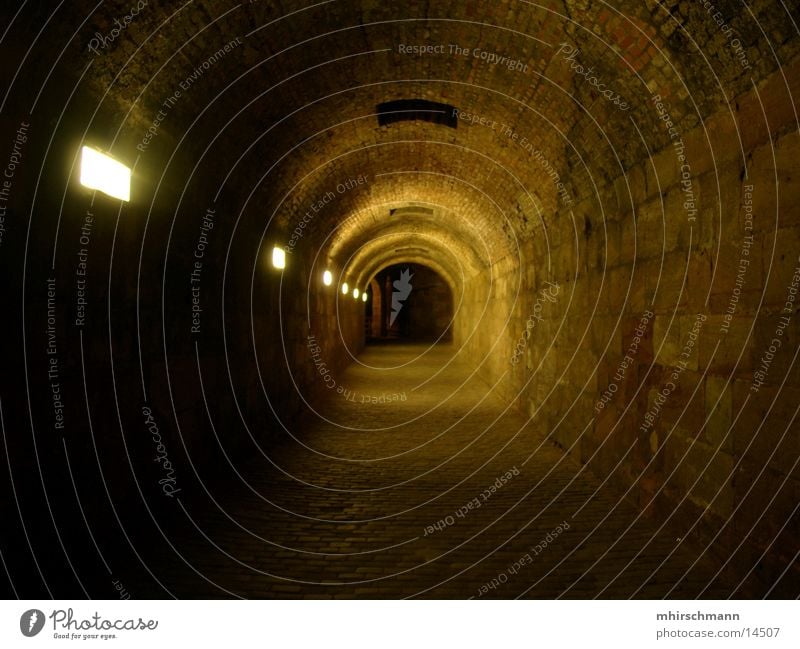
[136,343,735,598]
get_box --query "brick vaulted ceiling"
[4,0,797,287]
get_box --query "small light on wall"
[362,292,368,302]
[341,282,349,295]
[272,246,286,269]
[322,270,333,286]
[80,146,131,201]
[353,288,360,299]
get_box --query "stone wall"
[462,53,800,587]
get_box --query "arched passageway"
[0,0,798,601]
[367,263,453,342]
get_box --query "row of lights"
[76,148,369,304]
[273,245,367,301]
[331,270,368,302]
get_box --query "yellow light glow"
[353,288,360,299]
[79,146,131,201]
[341,282,349,295]
[322,270,332,286]
[362,292,368,302]
[272,246,286,269]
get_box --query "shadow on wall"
[366,263,453,343]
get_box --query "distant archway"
[367,263,453,343]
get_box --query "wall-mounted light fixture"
[80,146,131,201]
[271,246,286,269]
[341,282,349,295]
[362,292,368,302]
[322,270,333,286]
[353,288,360,299]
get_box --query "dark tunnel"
[0,0,799,607]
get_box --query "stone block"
[761,227,800,307]
[697,315,754,373]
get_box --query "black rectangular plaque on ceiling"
[377,99,459,128]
